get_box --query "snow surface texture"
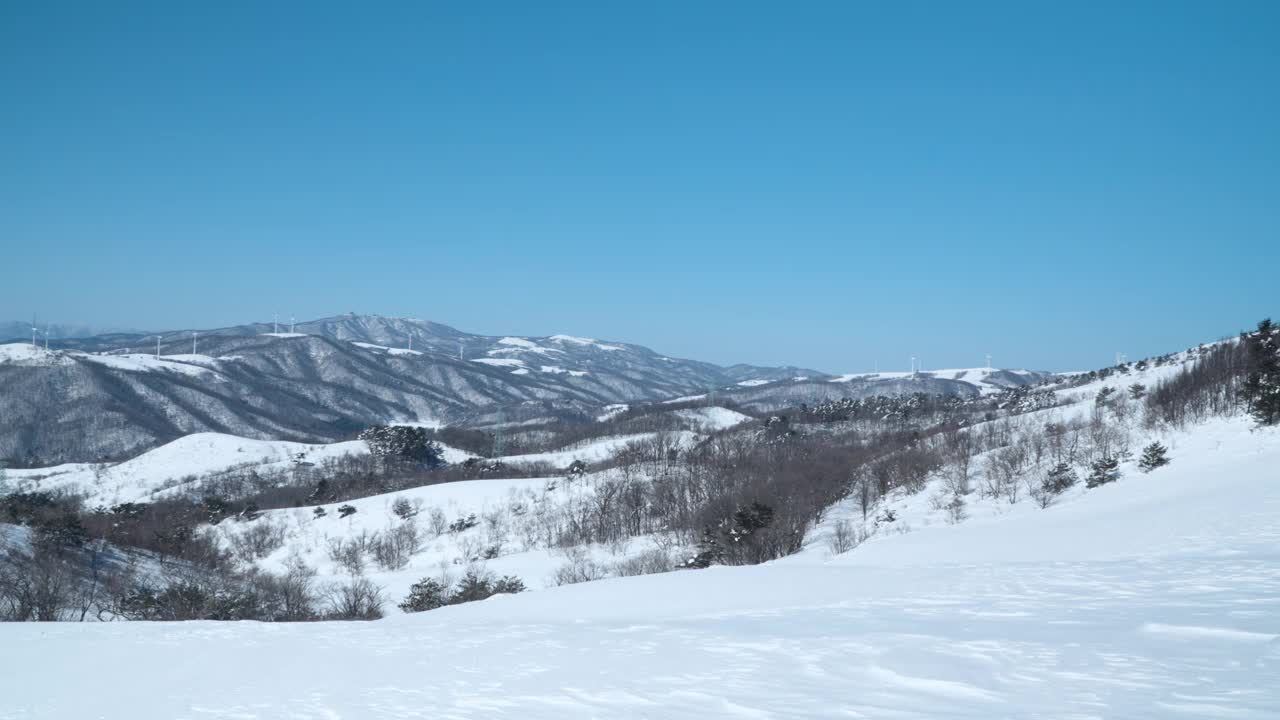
[4,417,1278,718]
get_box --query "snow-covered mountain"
[0,314,1053,465]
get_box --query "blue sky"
[2,1,1276,372]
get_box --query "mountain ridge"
[0,314,1053,465]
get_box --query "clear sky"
[2,1,1276,372]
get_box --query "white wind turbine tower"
[44,323,50,351]
[192,331,198,355]
[290,316,296,334]
[30,315,37,349]
[273,313,279,334]
[986,353,992,370]
[155,335,162,359]
[910,356,917,376]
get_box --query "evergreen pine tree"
[684,527,722,569]
[1240,319,1280,426]
[1043,462,1078,494]
[452,570,495,603]
[1086,456,1121,488]
[398,577,450,613]
[1138,442,1170,472]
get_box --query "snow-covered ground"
[5,416,1277,718]
[0,342,74,366]
[352,341,423,356]
[548,334,624,351]
[4,430,482,507]
[827,366,1046,393]
[211,472,676,606]
[672,406,753,431]
[0,342,232,377]
[499,431,699,469]
[5,433,373,505]
[4,338,1277,718]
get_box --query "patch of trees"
[1240,318,1280,426]
[358,425,444,467]
[1145,340,1248,428]
[398,569,526,613]
[798,388,1059,427]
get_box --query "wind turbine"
[155,335,162,359]
[986,353,992,370]
[30,315,37,349]
[44,323,50,351]
[290,316,296,334]
[192,331,199,355]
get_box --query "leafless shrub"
[426,507,448,536]
[229,519,287,563]
[455,535,485,564]
[321,575,385,620]
[827,519,863,555]
[371,522,423,571]
[327,536,366,575]
[551,547,608,586]
[944,493,967,525]
[611,547,678,577]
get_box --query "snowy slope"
[0,343,74,366]
[211,472,676,606]
[804,416,1280,565]
[6,433,471,506]
[6,433,371,505]
[826,366,1052,394]
[672,406,753,431]
[499,431,700,469]
[5,419,1277,718]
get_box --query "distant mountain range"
[0,314,1053,465]
[0,321,142,342]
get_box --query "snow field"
[6,416,1278,718]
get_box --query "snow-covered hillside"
[4,433,372,505]
[499,430,699,469]
[5,412,1277,718]
[4,433,469,507]
[0,315,821,466]
[210,472,678,607]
